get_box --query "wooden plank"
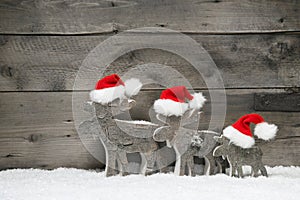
[1,33,300,91]
[255,92,300,112]
[0,127,103,170]
[258,138,300,167]
[0,92,103,169]
[0,0,299,34]
[0,89,299,169]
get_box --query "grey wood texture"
[0,92,103,169]
[0,0,299,170]
[1,34,300,91]
[0,0,299,34]
[255,93,300,112]
[0,89,299,169]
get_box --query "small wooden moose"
[213,113,278,177]
[152,86,222,176]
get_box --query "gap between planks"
[0,30,300,36]
[0,87,299,93]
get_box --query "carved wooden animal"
[177,130,222,176]
[79,100,131,176]
[179,134,204,176]
[153,110,222,176]
[83,98,164,176]
[213,135,268,177]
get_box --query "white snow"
[0,166,299,200]
[115,119,157,126]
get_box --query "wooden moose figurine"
[153,112,222,176]
[213,113,278,178]
[79,74,165,176]
[152,86,222,176]
[213,135,268,177]
[91,98,162,176]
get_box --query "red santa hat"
[153,86,206,116]
[90,74,142,104]
[223,113,278,148]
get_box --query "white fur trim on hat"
[154,99,188,116]
[189,92,206,109]
[124,78,142,97]
[89,85,125,104]
[254,122,278,140]
[223,126,255,148]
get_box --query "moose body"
[213,136,268,177]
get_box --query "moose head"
[212,135,230,157]
[191,134,204,148]
[153,109,201,147]
[84,98,136,119]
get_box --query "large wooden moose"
[80,98,166,176]
[79,74,170,176]
[213,135,268,177]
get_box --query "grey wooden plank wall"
[0,0,299,169]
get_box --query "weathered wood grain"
[0,126,103,170]
[1,33,299,91]
[0,91,104,169]
[258,138,300,167]
[0,0,299,34]
[255,92,300,112]
[0,89,299,169]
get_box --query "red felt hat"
[223,113,278,148]
[90,74,142,104]
[95,74,125,90]
[153,86,206,116]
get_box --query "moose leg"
[173,155,182,176]
[215,158,223,174]
[215,157,227,174]
[117,150,129,176]
[228,160,235,177]
[174,154,186,176]
[259,164,268,177]
[105,151,118,177]
[116,157,122,175]
[187,157,195,176]
[237,166,244,178]
[173,146,185,176]
[140,152,155,176]
[232,166,238,177]
[143,152,156,176]
[251,165,259,177]
[140,153,147,175]
[180,156,189,176]
[204,153,216,175]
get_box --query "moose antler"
[181,110,202,129]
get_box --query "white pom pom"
[124,78,142,97]
[189,92,206,109]
[254,122,278,140]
